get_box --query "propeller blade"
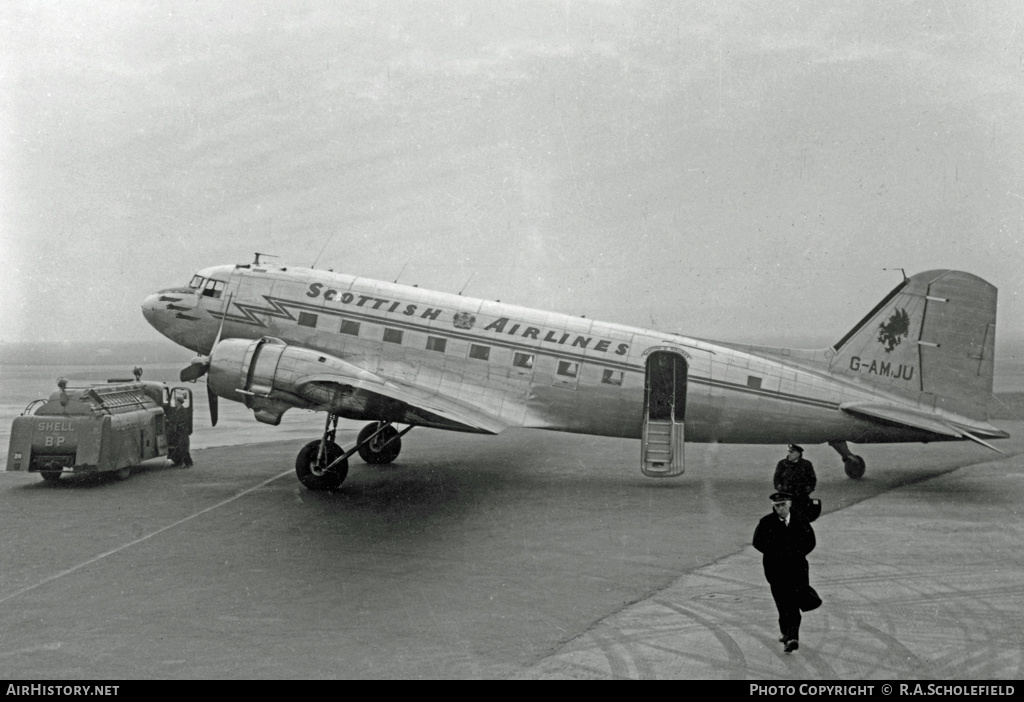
[180,293,233,406]
[207,382,219,427]
[180,358,210,383]
[212,293,232,348]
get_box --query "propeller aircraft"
[142,260,1008,490]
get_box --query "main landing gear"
[828,440,866,480]
[295,415,413,491]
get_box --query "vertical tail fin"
[828,270,997,420]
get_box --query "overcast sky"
[2,1,1022,358]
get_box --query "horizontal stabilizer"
[840,401,1009,453]
[957,429,1008,455]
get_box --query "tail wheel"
[357,423,402,465]
[296,440,348,490]
[844,455,866,480]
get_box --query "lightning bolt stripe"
[210,296,302,328]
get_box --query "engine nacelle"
[207,337,381,425]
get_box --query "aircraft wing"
[294,366,511,435]
[839,401,1009,453]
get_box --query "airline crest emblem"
[877,308,911,353]
[453,312,476,330]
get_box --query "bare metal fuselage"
[144,264,961,448]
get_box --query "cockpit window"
[189,275,205,290]
[202,279,225,299]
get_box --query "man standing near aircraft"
[165,391,194,468]
[774,444,816,519]
[753,491,817,652]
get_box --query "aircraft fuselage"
[143,263,951,447]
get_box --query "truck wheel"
[40,471,62,484]
[114,467,132,481]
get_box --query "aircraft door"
[641,351,688,477]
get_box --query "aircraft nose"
[141,289,207,352]
[141,293,162,327]
[142,292,159,325]
[142,290,191,330]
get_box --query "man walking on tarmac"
[753,491,818,652]
[774,444,816,520]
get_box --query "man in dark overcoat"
[753,491,816,652]
[774,444,816,519]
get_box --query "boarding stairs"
[642,419,685,477]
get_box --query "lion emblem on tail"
[877,308,910,353]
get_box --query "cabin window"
[747,376,762,390]
[469,344,490,361]
[602,369,623,386]
[340,319,360,335]
[426,336,447,352]
[383,328,403,344]
[557,360,579,378]
[298,312,318,328]
[202,279,225,298]
[189,275,205,290]
[513,352,534,369]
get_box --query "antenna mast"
[311,233,336,269]
[393,262,408,284]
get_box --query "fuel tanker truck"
[6,369,194,483]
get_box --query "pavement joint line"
[0,469,295,607]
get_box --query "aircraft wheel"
[114,467,132,481]
[40,471,62,484]
[844,455,866,480]
[357,423,401,465]
[295,440,348,490]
